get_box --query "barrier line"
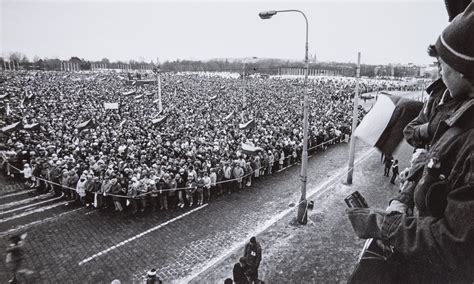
[0,137,341,198]
[78,203,208,266]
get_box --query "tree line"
[0,52,426,78]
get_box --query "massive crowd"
[0,70,414,214]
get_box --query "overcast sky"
[1,0,448,65]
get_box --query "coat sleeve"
[403,103,430,148]
[382,152,474,273]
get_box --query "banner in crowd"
[1,121,21,133]
[152,115,167,126]
[209,95,218,100]
[241,143,264,156]
[239,119,255,130]
[104,103,119,110]
[354,93,423,155]
[134,94,144,100]
[75,119,94,130]
[0,94,9,99]
[123,90,136,96]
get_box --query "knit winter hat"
[435,1,474,79]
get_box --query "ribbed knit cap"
[436,1,474,79]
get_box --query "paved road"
[0,141,376,283]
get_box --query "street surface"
[1,140,379,283]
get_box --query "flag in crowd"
[23,123,40,131]
[354,93,423,155]
[239,119,255,130]
[75,119,94,130]
[119,119,127,128]
[241,143,264,156]
[123,90,136,96]
[151,115,167,126]
[223,111,234,121]
[1,121,21,133]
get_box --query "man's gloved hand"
[346,208,386,240]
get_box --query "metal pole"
[241,62,246,121]
[299,10,309,205]
[346,52,361,185]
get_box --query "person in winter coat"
[390,159,399,184]
[209,168,217,198]
[243,237,262,281]
[20,164,33,188]
[233,257,249,284]
[347,6,474,282]
[76,172,88,205]
[5,233,27,283]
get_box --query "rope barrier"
[0,135,344,200]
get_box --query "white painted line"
[181,148,376,282]
[0,193,64,216]
[78,204,209,266]
[0,193,54,210]
[0,207,85,237]
[0,189,35,200]
[0,200,68,224]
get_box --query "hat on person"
[250,236,257,244]
[435,2,474,79]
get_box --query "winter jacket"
[382,98,474,282]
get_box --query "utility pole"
[346,52,361,185]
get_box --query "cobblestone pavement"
[192,141,412,283]
[0,141,375,283]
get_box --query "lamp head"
[259,10,277,19]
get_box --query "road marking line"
[78,204,209,266]
[0,193,64,216]
[0,207,85,237]
[0,189,35,200]
[181,148,376,282]
[0,200,68,224]
[0,193,54,210]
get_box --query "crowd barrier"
[1,136,340,200]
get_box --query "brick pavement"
[0,142,372,283]
[192,141,412,283]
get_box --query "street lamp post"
[241,61,246,121]
[153,66,163,113]
[241,56,258,121]
[259,9,310,225]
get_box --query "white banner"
[104,102,119,110]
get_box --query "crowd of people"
[0,70,411,214]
